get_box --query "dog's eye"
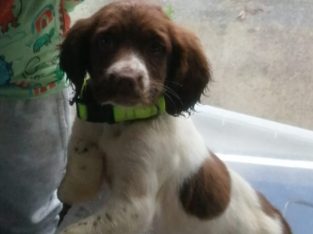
[148,40,166,56]
[98,34,115,49]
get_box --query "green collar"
[75,79,166,124]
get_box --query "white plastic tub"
[192,105,313,234]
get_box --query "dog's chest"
[96,118,179,164]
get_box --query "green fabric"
[0,0,82,99]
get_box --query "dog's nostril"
[108,72,142,88]
[107,74,137,94]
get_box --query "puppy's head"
[60,1,211,115]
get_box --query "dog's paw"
[60,218,94,234]
[61,224,86,234]
[61,226,84,234]
[58,140,104,204]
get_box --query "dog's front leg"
[58,139,105,204]
[61,163,158,234]
[58,119,105,204]
[61,194,155,234]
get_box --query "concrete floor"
[70,0,313,130]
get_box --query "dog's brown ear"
[166,25,211,115]
[60,18,94,94]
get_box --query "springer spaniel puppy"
[58,1,291,234]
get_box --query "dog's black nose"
[108,68,143,94]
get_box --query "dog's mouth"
[98,94,145,106]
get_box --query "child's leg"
[0,90,71,234]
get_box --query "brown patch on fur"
[105,213,113,222]
[179,153,231,219]
[166,24,211,115]
[257,192,292,234]
[132,213,139,219]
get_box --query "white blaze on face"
[106,52,150,92]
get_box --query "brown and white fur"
[58,1,291,234]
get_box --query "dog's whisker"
[166,80,183,87]
[163,92,176,108]
[163,86,183,107]
[148,81,183,107]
